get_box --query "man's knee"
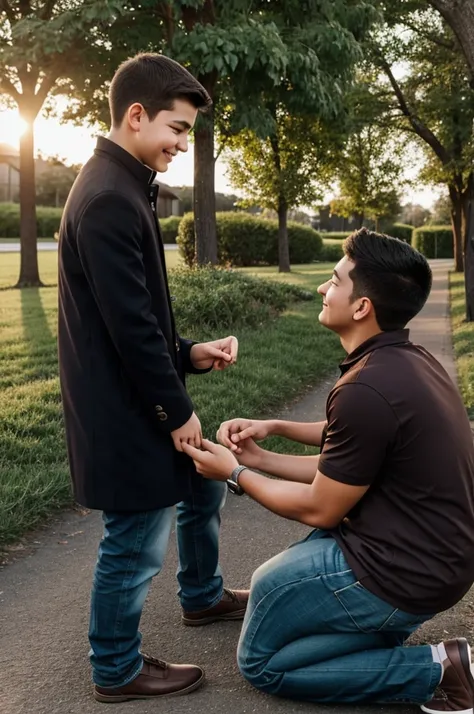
[237,646,281,695]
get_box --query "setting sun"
[0,110,28,146]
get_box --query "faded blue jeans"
[89,477,226,687]
[237,530,442,705]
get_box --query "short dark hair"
[109,53,212,127]
[343,228,432,330]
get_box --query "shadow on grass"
[20,286,57,382]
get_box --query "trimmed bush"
[177,212,322,267]
[0,203,63,237]
[385,223,413,244]
[168,266,314,332]
[320,231,350,241]
[412,226,453,259]
[319,242,344,262]
[159,215,181,244]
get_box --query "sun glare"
[0,110,28,148]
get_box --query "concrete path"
[1,259,472,714]
[0,242,179,252]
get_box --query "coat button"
[158,412,168,421]
[155,405,163,412]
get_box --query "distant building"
[0,143,20,202]
[0,143,181,217]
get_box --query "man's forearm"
[256,451,319,484]
[270,420,326,446]
[238,469,323,527]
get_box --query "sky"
[0,105,441,209]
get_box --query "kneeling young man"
[183,229,474,712]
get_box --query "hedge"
[386,223,413,244]
[0,203,63,238]
[160,215,181,244]
[322,225,413,243]
[412,226,453,259]
[319,241,344,262]
[320,232,350,241]
[169,266,313,332]
[177,212,323,267]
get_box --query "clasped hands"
[181,418,271,482]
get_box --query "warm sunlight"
[0,110,28,146]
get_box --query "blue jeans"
[237,530,442,704]
[89,477,226,687]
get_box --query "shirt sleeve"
[76,191,194,433]
[318,383,398,486]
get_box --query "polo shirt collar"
[340,329,411,374]
[94,137,157,190]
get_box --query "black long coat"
[58,137,204,511]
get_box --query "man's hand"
[171,412,202,452]
[217,418,273,453]
[190,336,238,371]
[181,439,239,480]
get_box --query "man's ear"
[127,103,145,133]
[352,297,373,322]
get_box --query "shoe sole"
[93,672,205,703]
[182,609,246,627]
[421,639,474,714]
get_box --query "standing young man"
[184,229,474,713]
[58,53,248,703]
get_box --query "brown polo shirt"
[319,329,474,614]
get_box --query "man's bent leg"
[176,476,226,611]
[237,531,441,704]
[89,507,174,687]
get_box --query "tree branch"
[0,0,16,25]
[402,18,455,50]
[40,0,57,21]
[379,58,451,166]
[33,69,59,112]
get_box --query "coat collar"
[340,329,411,374]
[94,137,157,190]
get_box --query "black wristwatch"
[226,465,247,496]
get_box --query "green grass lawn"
[0,251,339,546]
[450,272,474,419]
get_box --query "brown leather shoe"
[421,638,474,713]
[182,588,249,626]
[93,653,204,702]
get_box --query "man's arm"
[184,383,398,527]
[76,192,193,433]
[228,436,320,483]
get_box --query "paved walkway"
[0,242,179,252]
[1,260,472,714]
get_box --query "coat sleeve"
[76,191,194,433]
[178,337,213,375]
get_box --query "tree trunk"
[278,196,290,273]
[16,109,42,287]
[449,185,464,272]
[428,1,474,83]
[194,97,217,265]
[464,187,474,322]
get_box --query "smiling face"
[317,255,375,338]
[126,98,198,172]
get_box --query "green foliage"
[412,226,453,259]
[450,272,474,419]
[320,232,351,240]
[0,203,62,237]
[159,216,182,244]
[169,266,313,333]
[177,212,323,267]
[319,242,344,262]
[385,223,413,244]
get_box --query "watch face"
[226,479,243,495]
